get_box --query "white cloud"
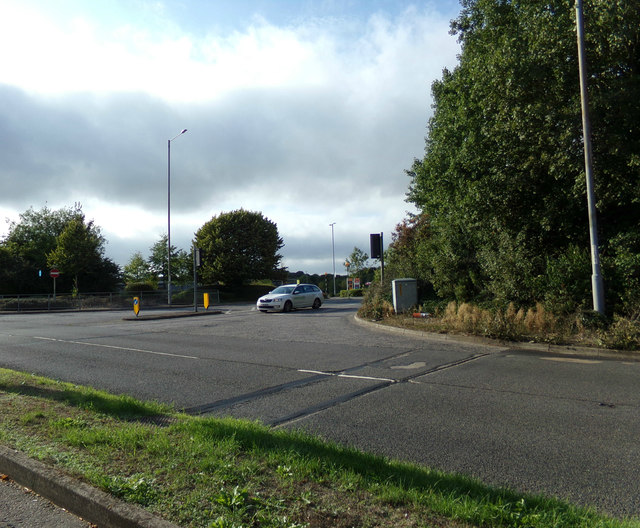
[0,1,459,274]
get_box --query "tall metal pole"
[379,232,384,284]
[167,139,172,306]
[167,128,187,306]
[330,222,336,296]
[193,244,198,313]
[575,0,605,314]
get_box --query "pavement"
[1,307,637,527]
[1,474,91,528]
[0,445,178,528]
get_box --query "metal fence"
[0,289,221,313]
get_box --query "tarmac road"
[0,299,639,519]
[0,476,91,528]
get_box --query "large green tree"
[408,0,640,312]
[123,251,152,284]
[2,205,82,292]
[195,209,284,286]
[47,216,105,293]
[1,204,120,293]
[385,213,433,290]
[0,246,25,294]
[147,235,192,286]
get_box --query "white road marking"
[32,336,198,359]
[540,357,601,365]
[298,369,395,382]
[390,361,426,370]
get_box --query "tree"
[0,246,25,294]
[83,256,121,292]
[2,204,120,294]
[195,209,284,286]
[385,213,434,292]
[346,247,370,280]
[2,205,84,292]
[123,251,152,284]
[47,216,104,293]
[147,235,192,286]
[407,0,640,311]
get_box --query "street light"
[329,222,336,296]
[575,0,605,313]
[167,128,188,306]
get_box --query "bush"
[358,297,394,320]
[438,301,561,341]
[358,280,394,319]
[539,245,591,314]
[340,289,364,297]
[125,281,156,292]
[598,316,640,350]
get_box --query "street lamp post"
[575,0,605,314]
[329,222,336,296]
[167,128,187,306]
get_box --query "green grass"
[1,367,638,528]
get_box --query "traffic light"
[370,233,382,259]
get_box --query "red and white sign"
[50,269,60,278]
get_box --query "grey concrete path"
[1,476,91,528]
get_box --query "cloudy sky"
[0,0,460,275]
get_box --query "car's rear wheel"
[312,298,321,309]
[283,300,293,313]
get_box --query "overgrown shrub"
[358,280,393,319]
[598,316,640,350]
[358,297,394,320]
[603,232,640,314]
[439,301,560,341]
[125,281,156,292]
[539,245,591,314]
[340,289,364,297]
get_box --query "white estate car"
[257,283,323,312]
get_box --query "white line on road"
[539,357,601,364]
[298,369,395,383]
[32,336,199,359]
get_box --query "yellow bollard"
[133,297,140,317]
[203,293,210,310]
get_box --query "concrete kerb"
[353,314,640,362]
[0,445,179,528]
[123,309,223,321]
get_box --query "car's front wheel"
[283,300,293,313]
[312,298,321,309]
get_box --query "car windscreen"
[271,286,294,294]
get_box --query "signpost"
[50,269,60,299]
[344,260,350,290]
[193,246,202,312]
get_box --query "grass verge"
[1,367,638,528]
[359,296,640,352]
